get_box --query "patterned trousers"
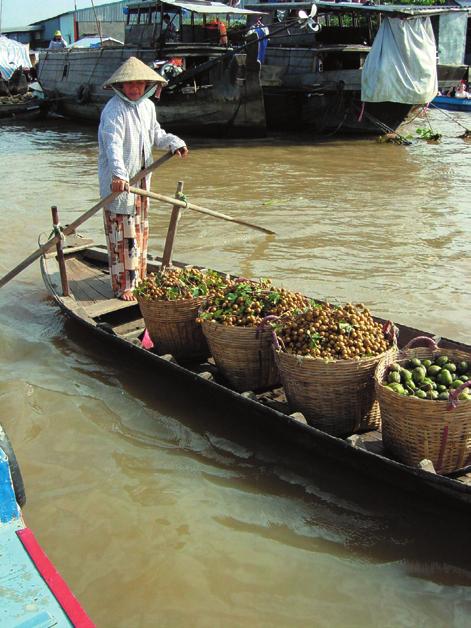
[103,194,149,298]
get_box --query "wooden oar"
[127,186,275,235]
[0,151,174,289]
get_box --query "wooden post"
[51,206,70,297]
[161,181,184,269]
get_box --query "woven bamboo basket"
[138,296,209,361]
[274,345,397,436]
[375,339,471,474]
[201,320,280,392]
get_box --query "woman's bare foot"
[119,290,137,302]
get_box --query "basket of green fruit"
[271,302,397,436]
[134,266,227,362]
[375,336,471,474]
[198,278,311,392]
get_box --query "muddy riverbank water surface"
[0,111,470,627]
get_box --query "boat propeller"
[298,5,321,32]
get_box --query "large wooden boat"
[244,1,469,135]
[0,426,94,626]
[40,240,471,514]
[37,0,267,138]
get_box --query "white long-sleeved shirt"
[48,38,67,49]
[98,93,186,214]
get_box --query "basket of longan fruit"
[197,278,311,392]
[134,266,228,362]
[271,302,397,436]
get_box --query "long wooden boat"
[432,95,471,113]
[40,239,471,515]
[37,0,266,138]
[0,94,47,120]
[0,426,94,626]
[244,1,469,135]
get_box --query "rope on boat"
[176,192,189,209]
[353,104,412,145]
[48,224,65,241]
[428,102,471,135]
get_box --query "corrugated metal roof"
[128,0,265,14]
[1,25,42,33]
[245,1,469,16]
[76,1,127,22]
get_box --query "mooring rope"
[428,102,471,133]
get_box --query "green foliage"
[415,127,442,142]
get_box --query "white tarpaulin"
[0,36,31,80]
[361,17,438,104]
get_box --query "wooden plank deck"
[65,257,137,318]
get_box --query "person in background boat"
[48,30,67,50]
[206,18,228,46]
[446,80,470,99]
[161,14,178,43]
[98,56,188,302]
[454,80,471,100]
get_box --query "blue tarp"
[68,36,124,49]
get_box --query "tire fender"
[0,424,26,508]
[77,84,91,104]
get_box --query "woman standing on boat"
[98,57,188,301]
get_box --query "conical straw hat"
[103,56,167,89]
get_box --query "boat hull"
[432,95,471,112]
[40,244,471,515]
[263,87,414,134]
[37,47,266,137]
[0,95,47,120]
[260,63,414,134]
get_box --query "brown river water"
[0,110,470,627]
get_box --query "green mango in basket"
[457,361,469,375]
[427,364,441,378]
[387,383,406,395]
[437,369,453,386]
[388,371,401,384]
[412,366,427,384]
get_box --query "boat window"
[149,8,158,24]
[138,8,151,24]
[128,10,139,25]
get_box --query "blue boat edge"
[431,95,471,112]
[0,446,95,627]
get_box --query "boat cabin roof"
[244,1,468,18]
[126,0,266,15]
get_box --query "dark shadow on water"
[3,114,376,150]
[48,313,471,587]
